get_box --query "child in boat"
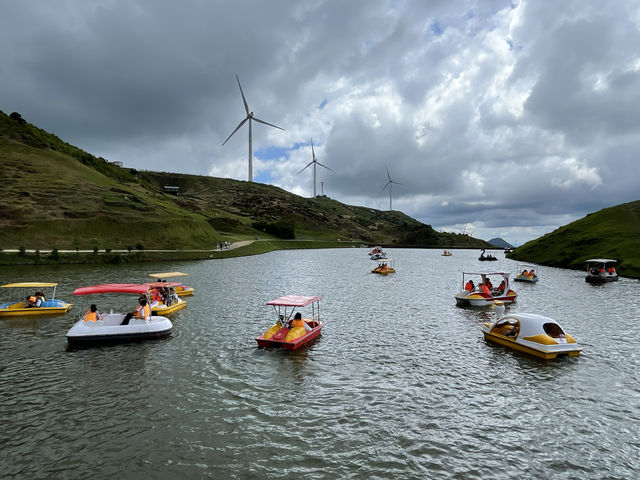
[84,304,105,322]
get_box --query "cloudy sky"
[2,0,639,245]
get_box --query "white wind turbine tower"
[297,139,334,197]
[382,165,404,211]
[222,74,284,182]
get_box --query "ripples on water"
[1,249,639,479]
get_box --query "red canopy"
[266,295,322,307]
[73,284,150,296]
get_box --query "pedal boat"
[455,272,517,307]
[368,246,383,256]
[66,284,172,345]
[514,264,539,283]
[372,259,395,275]
[0,282,72,317]
[584,259,618,283]
[442,250,452,256]
[481,302,582,359]
[478,249,497,261]
[148,271,194,297]
[146,282,187,315]
[256,295,324,350]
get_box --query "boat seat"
[102,314,125,326]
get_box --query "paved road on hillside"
[2,240,257,254]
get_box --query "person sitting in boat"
[292,312,312,332]
[608,266,616,275]
[25,295,37,308]
[150,288,163,308]
[465,280,475,292]
[497,280,506,293]
[479,282,491,295]
[35,291,46,307]
[84,304,104,322]
[527,269,535,278]
[485,279,493,290]
[121,298,150,325]
[520,269,528,277]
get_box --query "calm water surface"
[1,249,639,479]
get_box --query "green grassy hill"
[0,109,488,256]
[508,200,640,278]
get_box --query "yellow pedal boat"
[148,271,194,297]
[146,282,187,315]
[0,282,72,317]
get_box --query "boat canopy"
[267,295,322,307]
[460,272,509,277]
[145,282,182,288]
[148,272,189,279]
[2,282,58,288]
[73,284,150,296]
[585,259,617,264]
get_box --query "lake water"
[1,248,639,479]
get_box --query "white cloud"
[1,0,638,244]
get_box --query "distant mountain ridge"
[488,237,513,248]
[0,109,490,251]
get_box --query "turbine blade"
[382,181,390,192]
[297,161,314,175]
[316,161,335,173]
[311,138,316,161]
[385,165,392,181]
[391,180,405,185]
[236,74,249,115]
[222,117,248,146]
[252,116,285,130]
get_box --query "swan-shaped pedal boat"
[481,301,582,359]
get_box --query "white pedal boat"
[66,284,172,346]
[481,302,582,359]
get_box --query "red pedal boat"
[256,295,324,350]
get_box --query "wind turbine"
[222,74,284,182]
[297,138,334,197]
[382,165,404,211]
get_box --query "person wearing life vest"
[498,280,506,292]
[608,266,615,275]
[150,288,163,308]
[25,295,37,308]
[465,280,475,292]
[121,298,150,325]
[480,282,491,295]
[35,291,46,307]
[84,304,103,322]
[292,312,312,332]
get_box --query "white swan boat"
[66,284,172,346]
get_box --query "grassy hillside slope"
[508,200,640,278]
[0,109,489,254]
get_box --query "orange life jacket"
[292,318,305,328]
[84,311,99,322]
[480,284,491,295]
[465,282,473,291]
[135,304,151,319]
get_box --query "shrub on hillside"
[251,220,295,239]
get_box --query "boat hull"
[176,286,194,297]
[514,276,538,283]
[151,299,187,315]
[455,291,517,307]
[0,299,72,318]
[585,275,618,283]
[66,314,172,346]
[482,331,582,359]
[256,323,323,350]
